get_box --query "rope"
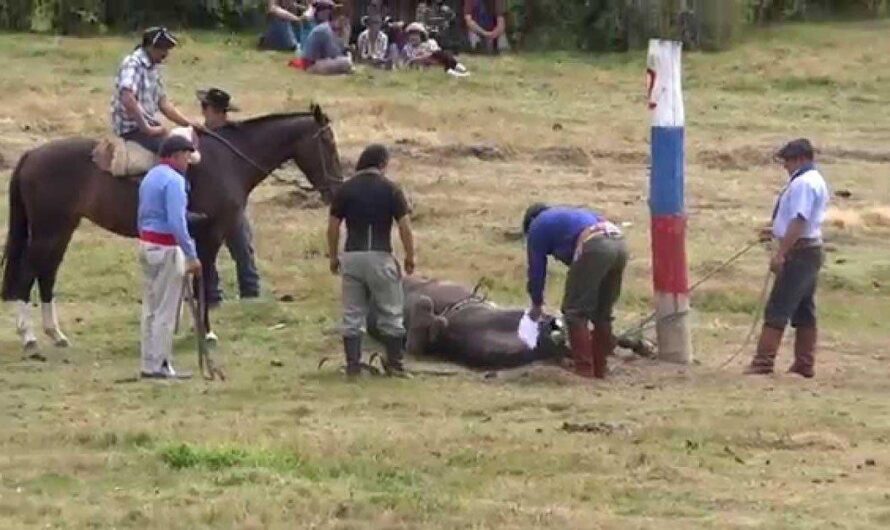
[716,267,773,369]
[617,240,762,340]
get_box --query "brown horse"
[2,104,343,350]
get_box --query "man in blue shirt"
[137,135,202,379]
[746,139,829,378]
[302,0,353,75]
[523,204,628,379]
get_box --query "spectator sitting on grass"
[302,0,354,75]
[357,14,391,68]
[260,0,307,51]
[400,22,468,77]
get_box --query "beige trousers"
[139,242,186,373]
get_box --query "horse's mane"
[217,111,318,132]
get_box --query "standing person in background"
[137,136,202,379]
[196,88,262,306]
[328,144,415,379]
[463,0,509,54]
[745,139,829,378]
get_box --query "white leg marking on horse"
[16,301,38,350]
[41,301,70,347]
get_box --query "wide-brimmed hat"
[405,22,428,39]
[159,135,195,158]
[196,88,239,112]
[142,26,178,49]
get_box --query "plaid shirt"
[110,48,165,136]
[357,29,388,61]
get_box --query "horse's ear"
[310,103,325,124]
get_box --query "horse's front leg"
[41,300,70,347]
[196,236,223,343]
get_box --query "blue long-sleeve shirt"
[526,207,604,306]
[302,22,343,62]
[137,164,197,259]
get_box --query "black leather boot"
[343,335,362,378]
[383,335,411,379]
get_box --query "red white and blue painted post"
[646,39,692,363]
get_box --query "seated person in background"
[356,14,390,68]
[302,0,354,75]
[464,0,509,54]
[260,0,307,51]
[400,22,468,77]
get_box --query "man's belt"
[579,222,623,245]
[140,230,176,246]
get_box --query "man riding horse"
[111,27,203,154]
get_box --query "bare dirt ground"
[1,22,890,529]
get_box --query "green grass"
[0,20,889,529]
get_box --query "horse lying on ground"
[2,104,343,350]
[369,276,655,371]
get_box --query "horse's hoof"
[23,339,38,352]
[54,337,71,348]
[205,331,219,344]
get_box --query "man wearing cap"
[111,27,200,154]
[301,0,354,75]
[328,144,415,378]
[746,139,829,378]
[523,204,628,379]
[137,135,203,379]
[196,88,262,304]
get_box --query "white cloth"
[140,242,186,374]
[772,168,829,239]
[517,311,539,349]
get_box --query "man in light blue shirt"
[302,0,353,75]
[747,138,829,378]
[137,135,202,379]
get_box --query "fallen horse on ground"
[369,276,653,371]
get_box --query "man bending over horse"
[196,88,262,306]
[111,27,202,154]
[523,203,628,379]
[137,136,203,379]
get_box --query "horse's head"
[291,104,343,203]
[405,295,448,358]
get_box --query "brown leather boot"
[788,326,816,378]
[744,325,784,375]
[591,322,613,379]
[568,321,595,378]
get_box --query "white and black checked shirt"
[110,48,165,136]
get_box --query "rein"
[200,122,337,195]
[439,279,491,320]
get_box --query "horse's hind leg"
[32,229,75,347]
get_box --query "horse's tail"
[2,151,30,301]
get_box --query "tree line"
[1,0,887,50]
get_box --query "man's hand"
[757,226,773,243]
[404,255,415,276]
[330,256,341,275]
[147,125,167,137]
[769,252,785,274]
[190,122,208,133]
[187,258,202,277]
[528,304,543,322]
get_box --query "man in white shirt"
[746,139,829,378]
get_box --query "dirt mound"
[264,189,326,210]
[537,146,590,167]
[697,146,773,170]
[822,147,890,164]
[827,206,890,230]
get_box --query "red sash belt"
[139,230,176,246]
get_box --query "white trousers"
[139,242,186,373]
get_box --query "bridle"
[200,121,339,196]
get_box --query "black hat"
[776,138,815,161]
[196,88,239,112]
[142,26,178,49]
[522,203,549,235]
[159,135,196,158]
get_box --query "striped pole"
[646,39,693,364]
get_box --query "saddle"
[91,127,202,177]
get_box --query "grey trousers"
[341,251,405,338]
[139,242,186,373]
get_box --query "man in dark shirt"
[328,144,415,378]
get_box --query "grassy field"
[1,20,890,529]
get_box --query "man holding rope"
[746,139,828,378]
[137,135,203,379]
